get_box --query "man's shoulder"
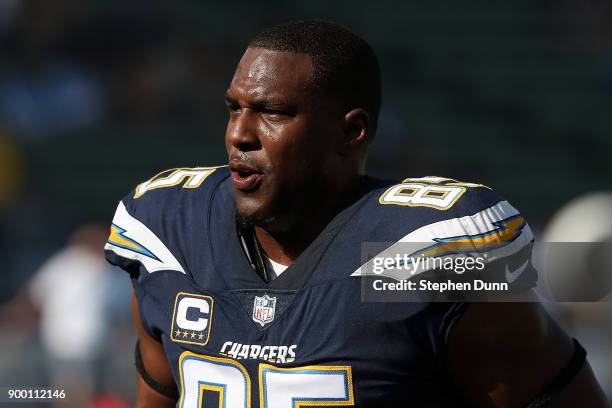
[131,165,229,200]
[355,174,532,253]
[122,165,230,217]
[105,166,230,277]
[350,175,535,285]
[363,175,512,222]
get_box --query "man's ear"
[339,108,370,154]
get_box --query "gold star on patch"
[175,329,182,337]
[182,331,188,338]
[190,331,197,339]
[198,333,204,340]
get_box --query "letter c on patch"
[176,297,210,331]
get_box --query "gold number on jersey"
[133,167,218,199]
[178,351,354,408]
[379,177,488,210]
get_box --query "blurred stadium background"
[0,0,610,405]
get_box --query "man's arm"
[448,302,609,407]
[131,289,178,408]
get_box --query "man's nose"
[226,110,261,152]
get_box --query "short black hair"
[249,20,382,137]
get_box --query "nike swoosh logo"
[505,259,529,283]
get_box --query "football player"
[105,20,608,407]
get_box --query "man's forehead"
[231,48,313,92]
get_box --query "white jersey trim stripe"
[104,201,186,274]
[351,201,534,281]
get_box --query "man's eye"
[226,104,241,113]
[265,113,281,120]
[262,111,287,121]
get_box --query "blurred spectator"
[29,224,109,408]
[0,224,130,407]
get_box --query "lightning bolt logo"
[107,224,160,261]
[421,214,527,258]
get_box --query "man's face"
[225,48,341,229]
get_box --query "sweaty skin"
[225,48,369,263]
[131,290,176,408]
[450,302,608,407]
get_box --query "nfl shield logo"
[252,294,277,326]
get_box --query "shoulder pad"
[133,166,227,199]
[355,176,535,284]
[104,166,228,278]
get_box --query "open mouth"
[230,162,264,192]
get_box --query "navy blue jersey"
[105,167,535,407]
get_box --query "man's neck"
[254,176,364,266]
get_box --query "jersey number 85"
[179,352,354,407]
